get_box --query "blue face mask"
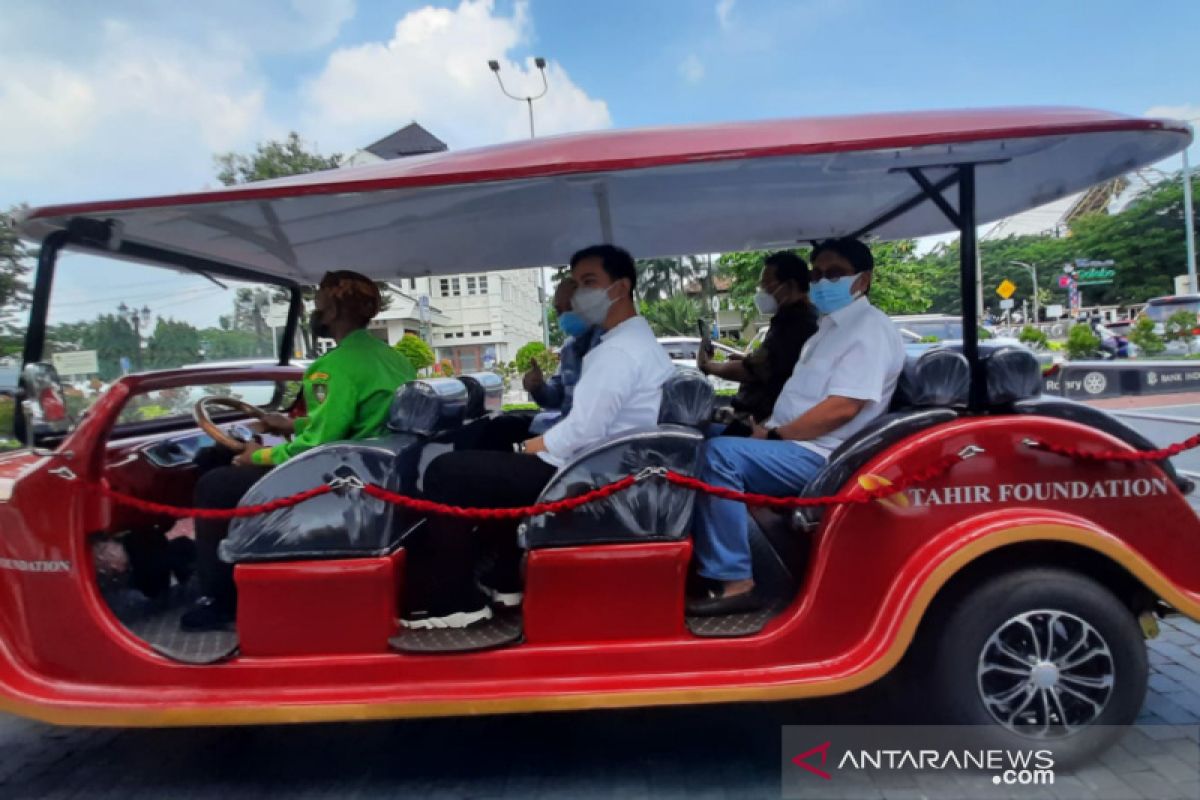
[557,310,589,338]
[809,276,860,316]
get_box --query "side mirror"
[17,362,73,447]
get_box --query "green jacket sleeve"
[252,371,357,466]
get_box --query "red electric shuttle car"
[3,107,1197,759]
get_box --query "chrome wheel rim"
[977,609,1114,738]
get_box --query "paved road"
[2,406,1200,798]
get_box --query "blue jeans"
[692,438,826,581]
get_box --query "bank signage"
[1043,363,1200,398]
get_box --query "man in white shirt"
[688,238,906,616]
[404,244,676,629]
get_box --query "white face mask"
[572,283,618,325]
[754,289,779,316]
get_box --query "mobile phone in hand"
[697,319,714,356]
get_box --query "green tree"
[1164,310,1197,355]
[514,341,557,374]
[214,132,342,186]
[199,327,265,360]
[394,334,434,371]
[1065,324,1101,360]
[640,295,702,336]
[145,318,202,369]
[213,133,393,358]
[514,341,548,372]
[1128,316,1165,356]
[868,240,939,315]
[546,307,564,348]
[715,250,771,323]
[0,206,33,358]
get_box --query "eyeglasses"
[809,269,854,282]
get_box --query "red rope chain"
[1030,432,1200,463]
[92,432,1200,522]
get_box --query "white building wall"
[428,269,544,371]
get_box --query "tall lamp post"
[1010,260,1039,324]
[117,302,152,371]
[1183,145,1197,294]
[488,57,552,345]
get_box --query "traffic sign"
[996,279,1017,299]
[52,350,98,376]
[999,299,1015,310]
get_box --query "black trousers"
[448,413,535,453]
[407,450,556,611]
[193,465,271,610]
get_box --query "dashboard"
[141,425,254,468]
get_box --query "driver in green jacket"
[182,271,415,632]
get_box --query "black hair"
[569,244,637,296]
[763,251,810,291]
[811,238,875,273]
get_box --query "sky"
[3,0,1198,326]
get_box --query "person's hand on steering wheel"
[232,441,266,467]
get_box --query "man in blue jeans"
[687,238,907,616]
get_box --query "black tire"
[919,568,1147,766]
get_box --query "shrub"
[1164,310,1198,355]
[514,341,558,375]
[438,359,455,377]
[1018,325,1049,349]
[1128,316,1165,357]
[394,334,434,371]
[919,335,940,344]
[514,341,547,372]
[977,327,992,340]
[1065,324,1101,360]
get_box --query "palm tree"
[640,295,703,336]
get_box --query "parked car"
[1142,294,1200,355]
[657,336,741,391]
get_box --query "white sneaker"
[400,605,493,630]
[479,582,523,608]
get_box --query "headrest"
[458,372,504,419]
[387,379,467,435]
[985,346,1043,405]
[658,368,714,428]
[898,348,970,408]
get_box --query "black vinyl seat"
[220,378,468,564]
[520,369,714,549]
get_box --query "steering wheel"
[192,396,268,452]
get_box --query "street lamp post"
[1183,146,1197,294]
[117,302,152,371]
[1010,260,1039,325]
[488,57,552,346]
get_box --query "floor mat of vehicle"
[102,581,239,665]
[390,608,523,654]
[686,519,801,638]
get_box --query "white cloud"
[1144,104,1200,125]
[716,0,736,29]
[301,1,610,151]
[0,23,266,200]
[679,54,705,84]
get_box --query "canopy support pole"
[956,164,985,410]
[280,287,304,365]
[22,230,68,367]
[896,164,985,411]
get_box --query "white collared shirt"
[541,315,677,468]
[766,296,906,459]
